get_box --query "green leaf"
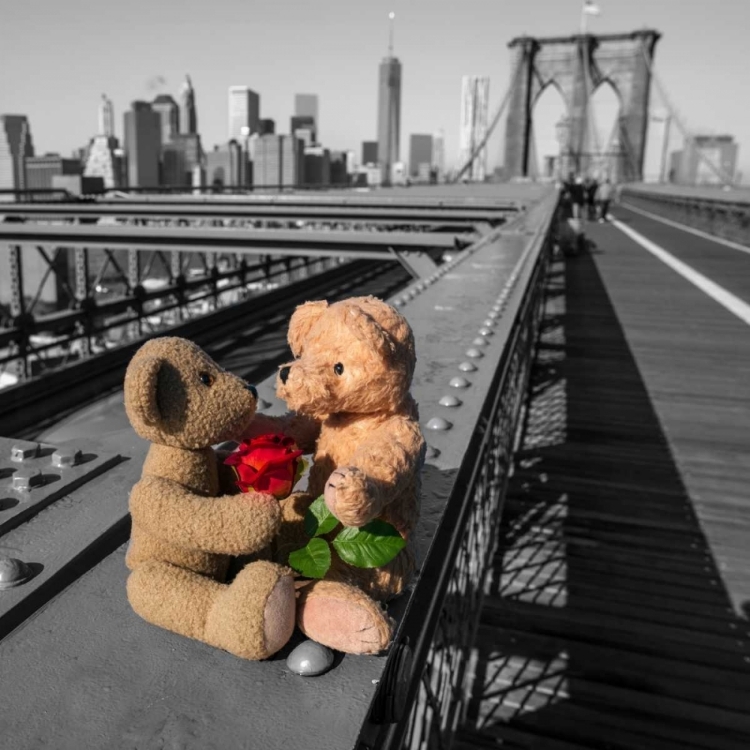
[288,537,331,579]
[332,520,406,569]
[304,495,340,537]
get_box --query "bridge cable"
[452,60,523,183]
[640,45,736,188]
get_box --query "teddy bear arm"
[239,412,321,454]
[130,476,281,555]
[338,422,424,525]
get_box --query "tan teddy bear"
[249,296,425,655]
[124,336,296,660]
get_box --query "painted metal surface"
[0,185,559,750]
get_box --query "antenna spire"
[388,12,395,56]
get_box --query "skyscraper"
[458,76,490,181]
[228,86,260,141]
[98,95,115,137]
[254,135,304,189]
[162,134,203,187]
[123,101,161,188]
[152,95,179,145]
[377,15,401,185]
[409,134,433,179]
[290,115,316,143]
[294,94,319,137]
[179,75,198,135]
[362,141,378,165]
[84,136,125,188]
[432,129,445,180]
[0,115,34,191]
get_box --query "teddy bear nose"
[245,383,258,400]
[279,366,291,384]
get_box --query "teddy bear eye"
[333,362,344,376]
[198,372,214,386]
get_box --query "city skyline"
[1,1,749,181]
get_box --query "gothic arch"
[504,30,660,180]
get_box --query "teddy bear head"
[277,296,416,418]
[124,337,258,450]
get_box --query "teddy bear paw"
[324,466,378,527]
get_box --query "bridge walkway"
[456,209,750,749]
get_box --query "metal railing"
[359,193,558,750]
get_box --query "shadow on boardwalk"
[455,251,750,750]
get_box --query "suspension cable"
[452,60,523,183]
[640,44,735,187]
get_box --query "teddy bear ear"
[288,300,329,356]
[124,354,163,433]
[345,306,396,360]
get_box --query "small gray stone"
[286,640,334,676]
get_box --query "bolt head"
[426,417,452,431]
[465,348,484,359]
[52,448,82,469]
[472,337,489,346]
[449,376,471,388]
[478,327,493,336]
[0,557,33,589]
[439,395,462,407]
[11,443,39,462]
[458,361,477,372]
[12,468,44,491]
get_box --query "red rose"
[224,434,305,499]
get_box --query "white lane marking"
[612,218,750,327]
[619,201,750,255]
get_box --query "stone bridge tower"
[504,30,660,182]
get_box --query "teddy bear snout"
[279,366,291,384]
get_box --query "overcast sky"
[1,0,748,181]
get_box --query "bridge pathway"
[456,208,750,749]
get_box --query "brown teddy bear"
[124,336,296,660]
[249,296,425,655]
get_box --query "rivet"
[11,443,39,462]
[256,398,271,411]
[458,361,477,372]
[472,337,489,346]
[487,311,499,320]
[425,444,441,459]
[52,448,82,469]
[286,640,334,676]
[416,282,425,292]
[394,298,405,307]
[465,348,484,359]
[482,319,496,328]
[478,327,493,336]
[426,417,452,431]
[449,376,471,388]
[439,395,462,407]
[12,468,44,491]
[0,557,33,589]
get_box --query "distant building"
[290,115,316,143]
[51,174,104,196]
[228,86,260,141]
[25,154,82,190]
[670,135,739,186]
[98,94,115,137]
[123,101,161,188]
[362,140,378,166]
[0,114,34,192]
[458,75,490,181]
[304,145,331,185]
[409,134,433,179]
[162,133,203,187]
[152,95,179,145]
[206,141,244,188]
[179,75,198,135]
[85,135,125,188]
[259,119,275,135]
[432,129,445,180]
[295,94,319,135]
[254,135,304,189]
[293,128,314,148]
[377,56,402,184]
[346,150,356,176]
[329,150,349,186]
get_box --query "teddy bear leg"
[273,491,316,565]
[204,560,296,660]
[296,579,393,655]
[127,560,223,643]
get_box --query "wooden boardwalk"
[455,212,750,749]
